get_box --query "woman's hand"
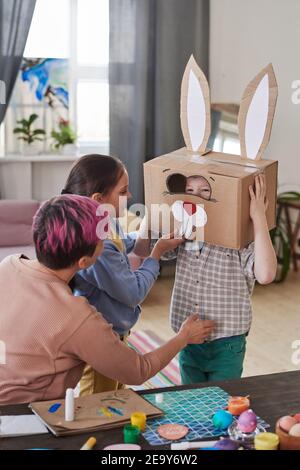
[148,314,215,375]
[178,314,215,345]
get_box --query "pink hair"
[33,195,109,266]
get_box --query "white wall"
[0,156,77,201]
[210,0,300,191]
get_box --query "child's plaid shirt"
[170,241,256,341]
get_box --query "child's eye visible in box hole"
[165,173,213,201]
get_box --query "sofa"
[0,200,144,269]
[0,200,40,262]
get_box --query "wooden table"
[1,370,300,450]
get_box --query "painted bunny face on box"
[161,55,278,240]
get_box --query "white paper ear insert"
[180,54,211,155]
[238,62,277,161]
[244,73,269,159]
[171,201,207,239]
[187,69,206,152]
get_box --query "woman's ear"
[91,192,102,203]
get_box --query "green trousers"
[179,334,246,384]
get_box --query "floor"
[136,261,300,378]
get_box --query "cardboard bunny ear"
[180,55,211,154]
[238,63,278,160]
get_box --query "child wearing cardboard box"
[144,57,279,384]
[170,173,277,383]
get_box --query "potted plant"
[13,113,46,155]
[271,191,300,282]
[51,118,77,155]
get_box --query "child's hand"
[179,314,215,345]
[249,173,269,223]
[150,231,184,261]
[249,172,277,284]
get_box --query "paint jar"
[228,396,250,415]
[131,412,146,431]
[123,424,140,444]
[255,432,279,450]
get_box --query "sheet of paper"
[0,415,48,437]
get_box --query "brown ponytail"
[62,154,125,197]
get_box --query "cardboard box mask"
[144,56,278,249]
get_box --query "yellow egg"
[279,415,297,433]
[289,423,300,437]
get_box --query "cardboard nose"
[183,201,197,216]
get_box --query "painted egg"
[214,438,240,450]
[212,410,233,431]
[279,415,297,433]
[289,423,300,437]
[237,409,257,433]
[294,414,300,423]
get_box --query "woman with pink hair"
[0,194,214,404]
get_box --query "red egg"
[279,415,297,433]
[294,414,300,423]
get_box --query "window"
[4,0,109,155]
[24,0,70,58]
[77,0,109,66]
[73,0,109,152]
[77,81,109,143]
[211,104,240,155]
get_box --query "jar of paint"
[255,432,279,450]
[131,412,146,431]
[123,424,140,444]
[228,396,250,416]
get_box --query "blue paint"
[107,406,123,416]
[48,403,61,413]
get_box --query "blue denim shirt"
[73,223,160,336]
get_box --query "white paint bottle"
[65,388,75,421]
